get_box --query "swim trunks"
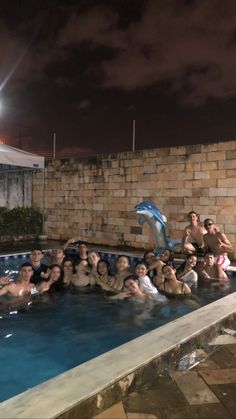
[215,255,230,270]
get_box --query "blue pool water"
[0,252,236,403]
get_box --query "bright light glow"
[0,32,37,92]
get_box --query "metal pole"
[42,167,46,234]
[53,132,56,159]
[132,120,135,151]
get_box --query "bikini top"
[161,280,185,297]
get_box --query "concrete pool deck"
[0,292,236,418]
[98,337,236,419]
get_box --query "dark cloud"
[56,0,236,105]
[2,1,236,106]
[77,99,92,110]
[2,0,236,154]
[57,7,125,49]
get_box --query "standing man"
[203,219,233,269]
[182,211,206,254]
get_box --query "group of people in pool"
[0,210,233,303]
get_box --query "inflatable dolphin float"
[134,201,181,255]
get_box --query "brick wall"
[33,140,236,257]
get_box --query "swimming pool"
[0,252,236,403]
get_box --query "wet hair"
[177,254,197,273]
[143,250,155,259]
[160,249,173,263]
[75,259,88,268]
[97,259,111,275]
[78,241,88,247]
[135,261,148,269]
[20,262,33,270]
[31,248,43,253]
[55,248,65,255]
[49,264,62,272]
[116,255,131,265]
[161,263,174,273]
[62,257,73,265]
[205,252,214,258]
[46,264,63,289]
[62,257,75,273]
[123,274,139,286]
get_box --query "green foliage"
[196,340,205,349]
[0,207,42,236]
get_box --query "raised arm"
[0,276,11,286]
[219,233,233,253]
[63,237,80,251]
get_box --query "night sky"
[1,0,236,157]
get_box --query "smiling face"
[97,261,108,276]
[186,255,197,268]
[63,261,73,272]
[162,265,176,280]
[135,263,148,277]
[50,266,61,282]
[116,256,130,273]
[123,279,140,294]
[76,260,88,273]
[160,249,171,262]
[144,251,155,266]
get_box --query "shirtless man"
[199,252,228,280]
[182,211,206,254]
[203,219,233,269]
[0,263,34,297]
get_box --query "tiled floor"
[94,333,236,419]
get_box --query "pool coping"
[0,292,236,419]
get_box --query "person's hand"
[0,276,11,285]
[43,269,50,279]
[116,291,131,299]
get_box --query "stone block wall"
[33,140,236,257]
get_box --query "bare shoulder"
[198,222,206,231]
[183,283,191,294]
